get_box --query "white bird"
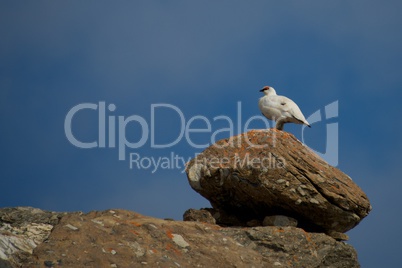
[258,86,311,130]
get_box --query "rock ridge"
[0,207,360,267]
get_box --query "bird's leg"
[275,121,284,130]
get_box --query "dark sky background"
[1,1,401,267]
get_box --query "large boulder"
[186,129,371,233]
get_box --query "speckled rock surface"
[186,129,371,233]
[7,209,358,268]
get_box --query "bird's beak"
[259,89,264,92]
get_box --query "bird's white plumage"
[258,86,310,130]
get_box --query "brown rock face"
[186,129,371,233]
[2,208,358,268]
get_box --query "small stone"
[128,241,145,257]
[64,224,78,231]
[309,198,320,204]
[50,215,59,224]
[246,219,261,227]
[110,264,117,268]
[148,224,158,229]
[276,179,286,184]
[263,215,298,227]
[295,199,302,205]
[274,262,282,266]
[297,187,307,196]
[91,219,104,226]
[172,234,190,248]
[327,230,349,241]
[44,261,53,267]
[111,249,117,255]
[183,209,216,224]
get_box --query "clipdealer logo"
[64,101,339,172]
[64,102,270,160]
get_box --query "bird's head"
[259,86,276,96]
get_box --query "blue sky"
[1,1,401,267]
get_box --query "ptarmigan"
[259,86,311,130]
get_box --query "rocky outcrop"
[0,207,65,267]
[0,207,359,268]
[0,130,370,267]
[186,129,371,234]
